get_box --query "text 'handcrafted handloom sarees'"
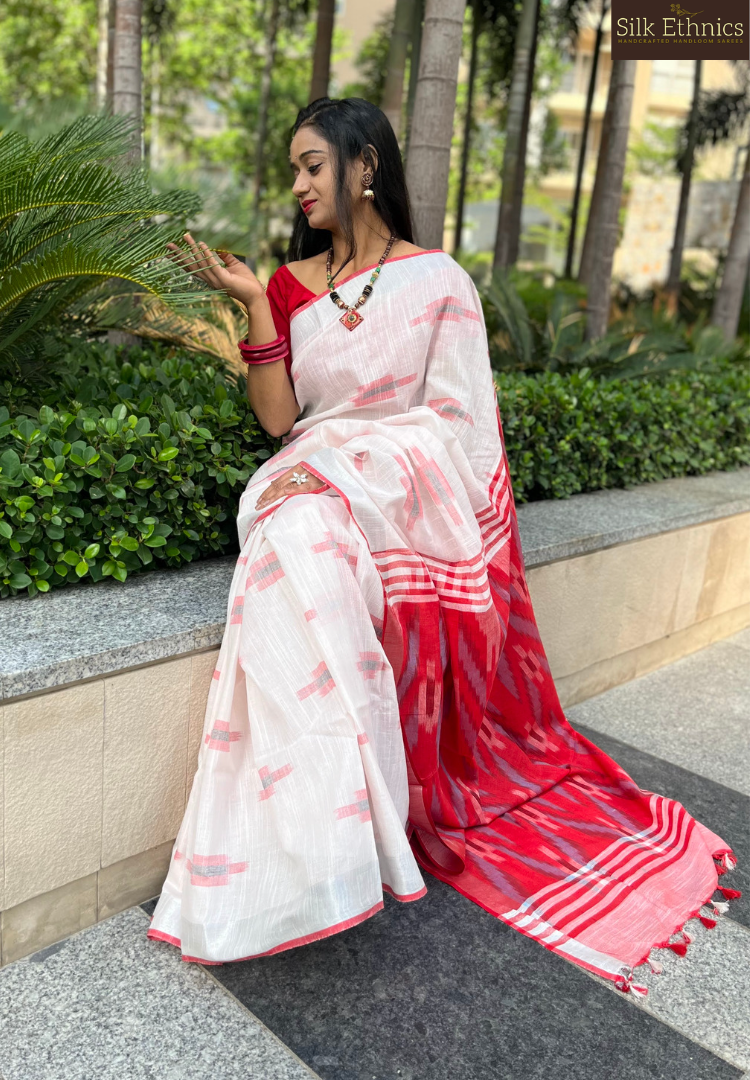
[147,249,739,993]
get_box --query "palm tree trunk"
[453,0,479,255]
[404,0,467,248]
[97,0,110,110]
[106,0,117,110]
[665,59,702,314]
[112,0,143,161]
[492,0,539,272]
[149,42,162,172]
[309,0,335,102]
[578,66,613,285]
[404,0,425,165]
[254,0,282,212]
[564,0,608,279]
[711,146,750,340]
[382,0,415,140]
[584,58,636,341]
[506,0,539,266]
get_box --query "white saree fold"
[148,250,735,985]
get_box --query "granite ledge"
[516,466,750,567]
[1,467,748,701]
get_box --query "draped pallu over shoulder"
[150,250,738,983]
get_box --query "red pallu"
[379,418,736,994]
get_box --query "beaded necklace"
[326,233,397,330]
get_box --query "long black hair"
[286,97,414,276]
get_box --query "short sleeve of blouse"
[264,265,317,379]
[265,267,293,379]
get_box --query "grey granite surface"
[2,467,748,701]
[203,876,741,1080]
[570,628,750,798]
[0,556,236,701]
[601,917,750,1073]
[515,465,750,566]
[0,906,318,1080]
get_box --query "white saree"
[147,249,736,984]
[148,249,499,962]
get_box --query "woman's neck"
[329,212,395,279]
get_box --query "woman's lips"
[301,200,316,214]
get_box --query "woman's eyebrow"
[289,149,326,166]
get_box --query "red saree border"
[289,249,446,323]
[146,883,427,965]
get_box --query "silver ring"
[291,471,308,486]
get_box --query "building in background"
[332,0,747,285]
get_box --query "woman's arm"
[242,293,300,438]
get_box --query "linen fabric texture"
[148,250,737,988]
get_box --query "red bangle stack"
[237,333,290,366]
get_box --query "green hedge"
[1,343,749,597]
[0,343,277,598]
[498,365,750,502]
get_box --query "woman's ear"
[363,144,379,177]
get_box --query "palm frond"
[0,114,207,369]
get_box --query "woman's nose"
[292,177,309,199]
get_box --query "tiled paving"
[1,629,748,1079]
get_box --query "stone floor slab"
[0,907,316,1080]
[600,918,750,1073]
[568,632,750,797]
[729,627,750,652]
[168,879,742,1080]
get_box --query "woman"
[147,98,738,992]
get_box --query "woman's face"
[289,125,363,232]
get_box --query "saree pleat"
[148,250,738,989]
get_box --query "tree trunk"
[404,0,467,248]
[711,146,750,340]
[492,0,539,272]
[564,0,608,279]
[309,0,335,102]
[665,59,702,314]
[112,0,143,162]
[453,0,479,255]
[584,58,636,341]
[577,66,613,285]
[149,43,161,172]
[106,0,117,110]
[506,0,539,266]
[382,0,414,140]
[254,0,282,212]
[404,0,425,165]
[97,0,110,110]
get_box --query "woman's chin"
[307,211,332,231]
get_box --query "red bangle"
[238,334,290,365]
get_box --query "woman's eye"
[309,164,321,174]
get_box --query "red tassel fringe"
[668,941,688,956]
[699,915,717,929]
[718,887,742,900]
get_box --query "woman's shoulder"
[280,254,328,295]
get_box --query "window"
[650,59,696,96]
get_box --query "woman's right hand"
[167,232,265,309]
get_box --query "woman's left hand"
[254,465,328,510]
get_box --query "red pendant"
[340,309,363,331]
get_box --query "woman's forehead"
[289,129,330,163]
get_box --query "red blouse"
[265,263,316,379]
